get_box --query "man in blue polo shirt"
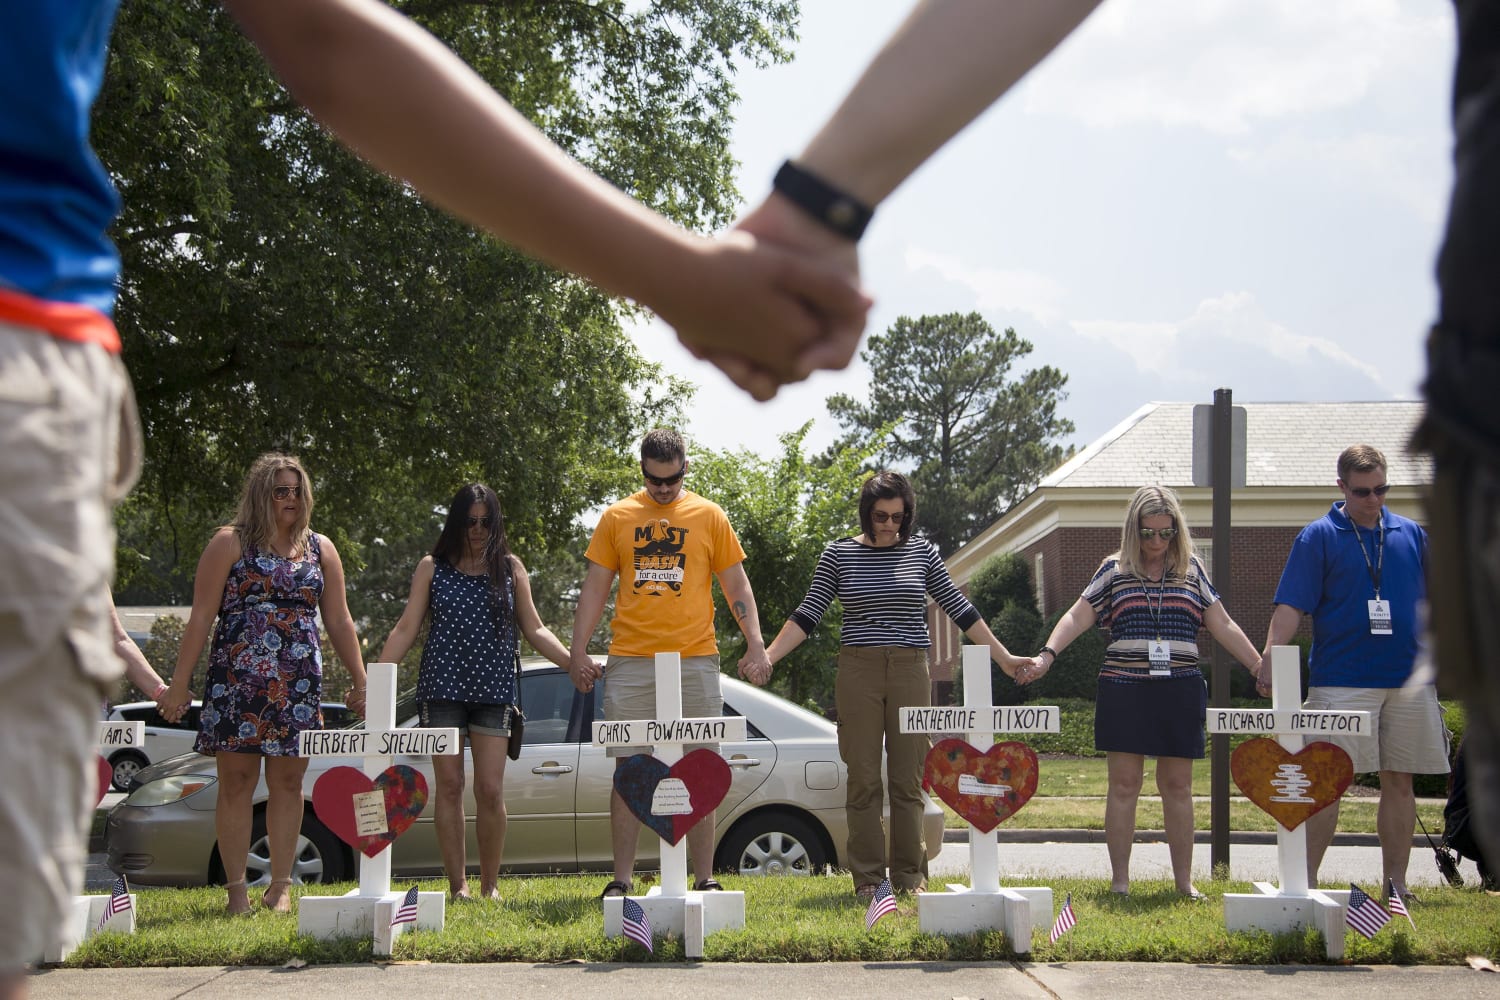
[1259,444,1448,899]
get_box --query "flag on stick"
[1345,883,1391,939]
[1386,879,1416,931]
[1049,893,1077,944]
[390,885,419,927]
[97,875,133,932]
[622,896,653,953]
[865,878,897,929]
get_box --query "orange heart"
[1231,738,1353,831]
[922,739,1038,833]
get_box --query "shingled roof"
[1042,401,1432,489]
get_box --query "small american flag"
[864,878,897,929]
[1386,879,1416,931]
[1049,893,1077,944]
[390,885,419,928]
[97,875,133,932]
[1345,883,1391,939]
[622,896,653,952]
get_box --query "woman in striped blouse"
[758,471,1028,898]
[1026,485,1261,898]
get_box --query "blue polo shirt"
[0,2,123,316]
[1272,502,1427,688]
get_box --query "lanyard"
[1144,572,1165,641]
[1350,513,1384,599]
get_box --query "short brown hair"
[858,471,916,542]
[640,428,685,465]
[1337,444,1387,482]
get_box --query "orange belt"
[0,286,120,352]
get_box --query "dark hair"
[432,483,514,621]
[858,470,916,542]
[640,428,686,465]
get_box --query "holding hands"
[568,650,605,694]
[736,646,773,687]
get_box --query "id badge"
[1148,640,1172,676]
[1368,599,1393,636]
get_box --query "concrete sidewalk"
[27,961,1500,1000]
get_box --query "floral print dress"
[195,535,326,757]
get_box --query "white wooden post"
[1209,645,1371,959]
[592,651,747,957]
[899,644,1060,951]
[296,662,458,955]
[44,720,146,963]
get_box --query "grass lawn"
[67,873,1498,967]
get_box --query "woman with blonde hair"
[160,453,366,914]
[1025,485,1261,898]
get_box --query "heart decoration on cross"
[1230,738,1353,830]
[312,764,429,857]
[922,739,1039,833]
[614,748,731,845]
[95,756,114,807]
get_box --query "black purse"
[507,653,525,761]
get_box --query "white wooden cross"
[45,719,146,962]
[1207,644,1371,960]
[592,651,747,958]
[296,661,459,956]
[898,644,1059,950]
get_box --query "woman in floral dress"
[161,453,366,914]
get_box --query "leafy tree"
[687,423,883,711]
[827,312,1074,556]
[96,0,794,605]
[1028,607,1106,702]
[967,552,1037,621]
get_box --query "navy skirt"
[1093,670,1208,759]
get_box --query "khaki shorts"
[1305,685,1451,775]
[0,323,141,968]
[602,654,722,758]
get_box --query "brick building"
[926,401,1432,704]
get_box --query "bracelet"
[1039,646,1058,663]
[151,682,168,700]
[772,160,875,241]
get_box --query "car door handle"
[727,756,761,768]
[531,763,574,775]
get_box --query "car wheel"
[109,750,149,792]
[715,811,829,876]
[244,810,347,886]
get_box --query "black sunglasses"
[871,510,907,524]
[642,463,686,487]
[467,515,493,528]
[1347,484,1391,499]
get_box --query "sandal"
[224,878,251,916]
[600,880,633,898]
[261,877,294,913]
[854,883,879,899]
[693,878,724,891]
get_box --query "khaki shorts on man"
[1305,685,1451,774]
[601,654,723,758]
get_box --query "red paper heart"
[96,755,114,807]
[1231,738,1353,831]
[614,749,732,845]
[922,739,1039,833]
[312,765,429,857]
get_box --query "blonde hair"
[229,452,314,555]
[1116,485,1195,580]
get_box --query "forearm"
[376,621,418,665]
[569,592,608,662]
[798,0,1103,204]
[524,625,573,670]
[726,589,765,650]
[1262,604,1303,653]
[962,618,1023,674]
[172,616,214,688]
[326,615,367,687]
[764,621,808,666]
[1207,614,1263,671]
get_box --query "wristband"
[151,682,168,700]
[1039,646,1058,663]
[772,160,874,241]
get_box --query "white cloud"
[1228,130,1448,223]
[903,246,1067,325]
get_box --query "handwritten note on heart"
[614,749,731,845]
[1231,738,1352,831]
[922,739,1038,833]
[312,764,428,857]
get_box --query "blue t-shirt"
[0,2,123,314]
[1272,502,1427,688]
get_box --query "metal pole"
[1210,388,1233,875]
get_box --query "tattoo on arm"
[732,600,748,624]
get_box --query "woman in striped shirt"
[759,471,1028,898]
[1026,485,1262,898]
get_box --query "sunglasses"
[1347,484,1391,499]
[467,515,493,528]
[1138,527,1178,540]
[272,485,303,501]
[872,510,907,524]
[642,464,686,487]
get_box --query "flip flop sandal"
[694,878,724,891]
[600,880,633,898]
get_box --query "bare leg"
[1105,752,1145,894]
[610,763,642,885]
[215,752,263,914]
[1156,756,1198,894]
[470,732,508,899]
[261,755,309,911]
[431,749,470,899]
[688,811,717,886]
[1305,799,1341,887]
[2,968,27,1000]
[1377,770,1417,895]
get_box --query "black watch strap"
[772,160,874,241]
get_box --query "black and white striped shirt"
[788,537,981,648]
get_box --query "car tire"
[109,750,149,792]
[715,811,829,877]
[243,809,348,886]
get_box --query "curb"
[941,827,1421,847]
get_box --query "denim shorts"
[419,699,515,739]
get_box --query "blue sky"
[631,0,1456,460]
